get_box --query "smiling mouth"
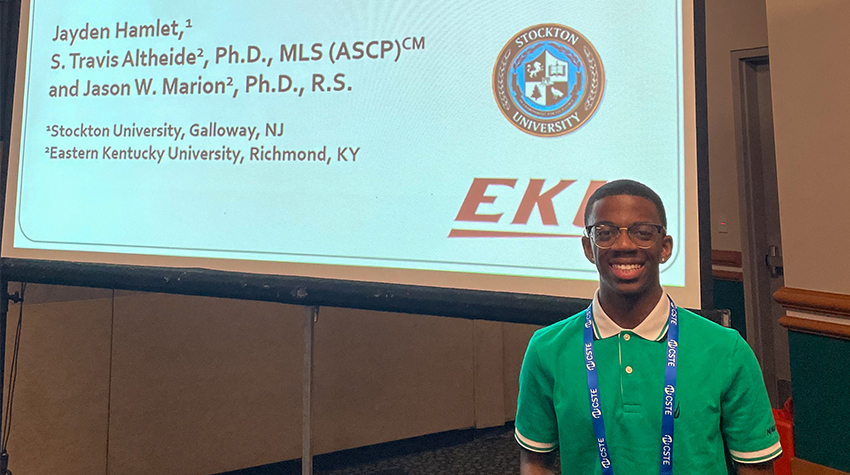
[611,263,644,280]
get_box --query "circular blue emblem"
[493,24,605,137]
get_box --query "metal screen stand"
[302,305,318,475]
[0,280,8,475]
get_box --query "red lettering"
[511,179,575,225]
[454,178,517,223]
[572,180,608,227]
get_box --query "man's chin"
[615,283,645,296]
[602,277,649,296]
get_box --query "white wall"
[766,0,850,294]
[705,0,770,252]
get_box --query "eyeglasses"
[584,223,666,249]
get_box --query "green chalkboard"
[788,331,850,472]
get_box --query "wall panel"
[312,307,474,455]
[5,296,112,475]
[108,294,303,475]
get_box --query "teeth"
[613,264,642,270]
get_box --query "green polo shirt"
[515,292,781,474]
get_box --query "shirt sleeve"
[514,333,559,453]
[720,333,782,464]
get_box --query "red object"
[772,398,795,475]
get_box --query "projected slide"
[6,0,695,297]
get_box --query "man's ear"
[582,236,595,264]
[660,235,673,263]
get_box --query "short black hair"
[583,179,667,227]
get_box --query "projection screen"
[2,0,704,308]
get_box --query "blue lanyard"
[584,296,679,475]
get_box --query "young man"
[515,180,781,475]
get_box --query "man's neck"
[598,285,663,330]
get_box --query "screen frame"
[0,0,713,324]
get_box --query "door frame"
[730,46,783,405]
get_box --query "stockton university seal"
[493,24,605,137]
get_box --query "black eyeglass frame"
[583,223,667,249]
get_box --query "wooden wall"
[2,283,538,475]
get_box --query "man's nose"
[611,227,638,250]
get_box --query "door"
[732,48,789,407]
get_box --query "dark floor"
[218,424,560,475]
[315,426,558,475]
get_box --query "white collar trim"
[591,289,670,341]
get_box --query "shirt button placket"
[621,333,637,407]
[623,333,633,373]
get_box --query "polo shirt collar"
[591,289,670,341]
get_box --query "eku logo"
[450,179,606,238]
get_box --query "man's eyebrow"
[589,221,659,226]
